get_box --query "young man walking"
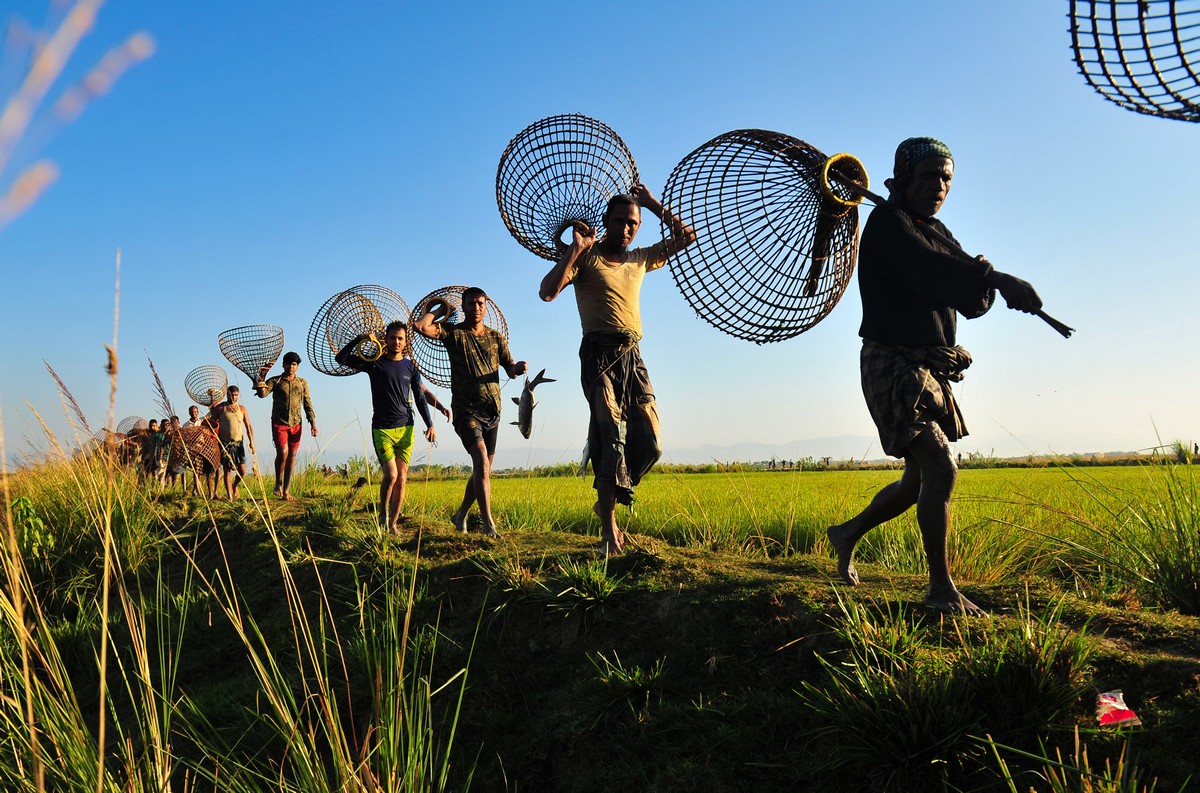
[207,386,255,500]
[539,184,696,555]
[414,287,526,537]
[336,321,441,532]
[256,351,317,501]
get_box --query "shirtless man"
[539,185,696,555]
[208,385,256,499]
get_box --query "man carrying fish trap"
[539,184,697,556]
[415,286,527,538]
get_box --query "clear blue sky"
[2,0,1197,470]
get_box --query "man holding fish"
[415,287,527,538]
[539,184,697,556]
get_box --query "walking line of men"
[132,136,1047,615]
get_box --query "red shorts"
[272,422,302,451]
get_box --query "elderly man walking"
[826,137,1042,616]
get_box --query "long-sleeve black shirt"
[857,202,995,347]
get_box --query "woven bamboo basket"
[497,113,639,260]
[184,365,229,407]
[1069,0,1200,122]
[661,129,860,344]
[306,284,411,377]
[217,325,285,384]
[410,285,509,388]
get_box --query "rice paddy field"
[2,455,1199,791]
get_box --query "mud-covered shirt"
[435,322,513,423]
[257,375,316,427]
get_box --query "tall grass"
[185,549,477,792]
[3,337,479,791]
[796,592,1095,791]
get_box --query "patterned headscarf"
[892,137,953,184]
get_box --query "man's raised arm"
[413,303,448,339]
[540,223,595,302]
[335,334,370,368]
[633,183,696,258]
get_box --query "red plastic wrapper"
[1096,690,1141,727]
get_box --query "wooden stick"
[834,176,1074,339]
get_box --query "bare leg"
[232,462,246,499]
[471,444,499,536]
[392,459,409,524]
[594,481,622,556]
[452,476,473,533]
[273,443,285,498]
[907,429,985,616]
[827,457,921,585]
[279,445,297,500]
[379,458,397,529]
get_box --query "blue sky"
[2,1,1198,470]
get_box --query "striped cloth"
[860,339,973,457]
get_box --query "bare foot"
[481,524,500,539]
[924,585,987,617]
[274,487,283,498]
[451,510,468,533]
[598,538,622,557]
[826,524,860,586]
[281,492,294,502]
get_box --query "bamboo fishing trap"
[184,365,228,407]
[1069,0,1200,122]
[217,324,285,384]
[116,415,147,435]
[306,284,410,377]
[497,113,639,260]
[166,425,222,474]
[664,130,1073,341]
[661,129,863,344]
[410,285,509,389]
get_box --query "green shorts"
[373,425,415,465]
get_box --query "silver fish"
[511,368,555,439]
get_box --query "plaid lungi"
[860,339,973,457]
[580,331,662,504]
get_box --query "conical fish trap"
[167,425,221,473]
[307,284,410,377]
[410,285,509,389]
[1069,0,1200,122]
[661,129,861,344]
[497,113,639,261]
[184,365,229,407]
[117,415,147,435]
[217,324,285,383]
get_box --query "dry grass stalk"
[0,1,154,230]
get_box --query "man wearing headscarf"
[826,137,1042,616]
